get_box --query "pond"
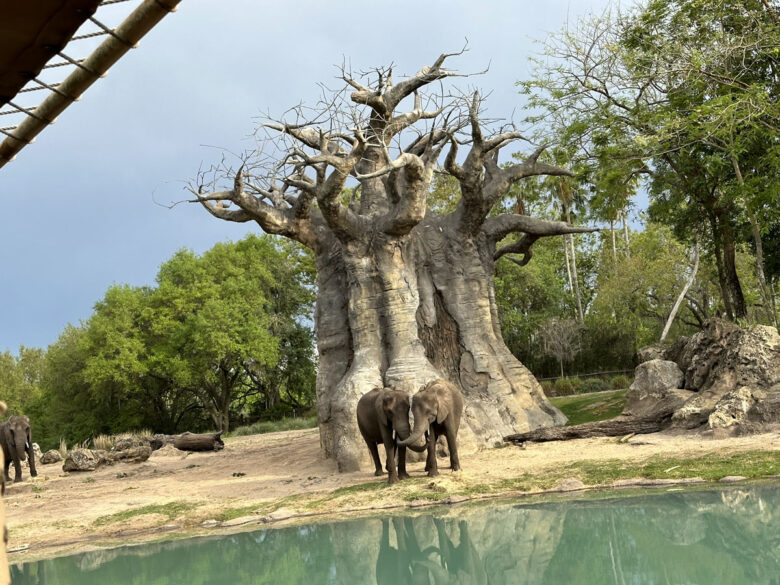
[11,483,779,585]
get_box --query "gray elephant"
[398,379,463,476]
[1,415,37,483]
[357,386,417,484]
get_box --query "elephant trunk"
[14,434,26,463]
[398,417,428,452]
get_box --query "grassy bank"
[229,416,318,437]
[550,389,627,425]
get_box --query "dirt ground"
[5,427,780,562]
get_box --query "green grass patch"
[93,501,198,527]
[213,505,263,522]
[562,450,780,485]
[229,416,318,437]
[550,389,627,425]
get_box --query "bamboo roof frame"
[0,0,182,170]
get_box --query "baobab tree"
[189,52,594,471]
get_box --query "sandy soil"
[5,427,779,562]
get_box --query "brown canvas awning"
[0,0,103,107]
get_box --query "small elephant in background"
[398,379,463,477]
[0,415,37,483]
[357,386,415,484]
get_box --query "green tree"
[520,0,779,323]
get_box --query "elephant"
[0,415,37,483]
[398,379,463,477]
[357,386,416,483]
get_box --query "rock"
[21,444,43,469]
[708,387,759,429]
[623,386,694,419]
[663,336,690,367]
[108,445,152,464]
[265,507,297,521]
[630,359,685,393]
[150,444,185,458]
[200,519,219,527]
[612,477,706,487]
[672,321,780,429]
[40,449,62,465]
[223,515,262,527]
[682,320,779,392]
[623,360,688,419]
[719,476,747,483]
[114,437,151,451]
[552,478,585,492]
[637,345,665,363]
[62,449,99,472]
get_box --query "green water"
[11,483,780,585]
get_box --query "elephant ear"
[435,384,450,424]
[376,391,392,426]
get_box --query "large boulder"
[630,360,684,392]
[62,449,99,472]
[671,320,780,429]
[636,345,665,364]
[21,443,42,469]
[40,450,62,465]
[623,360,689,419]
[113,437,150,451]
[108,445,152,464]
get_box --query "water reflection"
[11,484,779,585]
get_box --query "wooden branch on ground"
[173,432,225,452]
[503,414,672,444]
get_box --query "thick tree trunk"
[315,212,566,471]
[708,212,735,320]
[719,216,747,320]
[730,154,775,325]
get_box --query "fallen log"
[504,415,670,445]
[173,431,224,452]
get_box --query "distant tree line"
[0,235,316,449]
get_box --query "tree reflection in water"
[10,484,780,585]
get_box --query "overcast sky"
[0,0,617,353]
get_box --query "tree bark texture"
[191,54,596,471]
[173,432,225,452]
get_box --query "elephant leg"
[427,430,439,477]
[12,457,22,483]
[367,442,383,476]
[397,445,410,480]
[4,457,10,483]
[383,436,398,484]
[445,425,461,472]
[27,436,37,478]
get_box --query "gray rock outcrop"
[622,320,779,435]
[40,450,62,465]
[63,449,99,472]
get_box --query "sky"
[0,0,618,353]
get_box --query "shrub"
[610,375,631,389]
[579,378,611,394]
[553,377,575,396]
[569,376,583,391]
[540,380,554,396]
